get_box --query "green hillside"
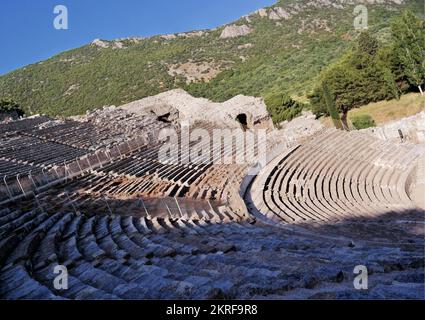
[0,0,422,117]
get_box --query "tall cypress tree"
[322,81,343,130]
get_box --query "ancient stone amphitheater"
[0,106,424,300]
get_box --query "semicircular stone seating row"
[0,177,273,300]
[251,129,422,224]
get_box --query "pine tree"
[391,10,425,95]
[309,31,398,121]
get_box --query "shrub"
[0,99,25,116]
[264,92,304,124]
[351,114,376,129]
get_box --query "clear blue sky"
[0,0,275,75]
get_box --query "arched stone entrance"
[236,113,248,131]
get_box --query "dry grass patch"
[320,93,425,127]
